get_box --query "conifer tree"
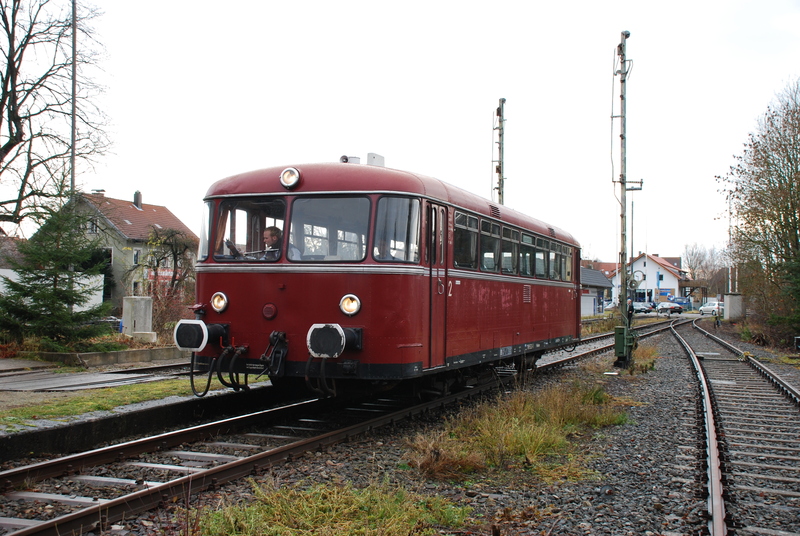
[0,198,111,344]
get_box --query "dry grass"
[582,316,619,335]
[186,477,471,536]
[405,384,627,481]
[625,343,659,375]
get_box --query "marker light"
[262,303,277,320]
[210,292,229,313]
[279,167,301,189]
[339,294,361,316]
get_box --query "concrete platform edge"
[17,347,189,367]
[0,386,276,461]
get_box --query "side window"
[549,244,564,280]
[501,227,519,274]
[198,201,211,261]
[520,234,534,276]
[438,208,445,266]
[480,220,501,272]
[453,212,478,269]
[564,246,573,282]
[535,238,548,278]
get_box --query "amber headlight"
[210,292,228,313]
[339,294,361,316]
[279,167,301,189]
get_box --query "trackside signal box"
[614,326,627,358]
[614,326,636,367]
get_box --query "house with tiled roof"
[77,191,198,312]
[0,236,25,294]
[607,253,691,307]
[0,235,23,271]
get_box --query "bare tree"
[133,227,198,338]
[683,242,725,281]
[0,0,106,226]
[143,227,197,296]
[683,243,706,280]
[718,78,800,338]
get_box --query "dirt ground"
[0,389,85,412]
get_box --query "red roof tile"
[82,193,197,242]
[0,236,24,269]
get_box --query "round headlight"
[339,294,361,316]
[210,292,228,313]
[279,167,301,189]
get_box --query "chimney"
[133,191,142,209]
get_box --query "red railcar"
[174,160,581,397]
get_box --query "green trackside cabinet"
[614,326,636,361]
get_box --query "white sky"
[80,0,800,263]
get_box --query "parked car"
[699,302,723,315]
[657,302,683,314]
[632,302,654,314]
[604,300,617,311]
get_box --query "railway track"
[0,370,516,535]
[673,320,800,535]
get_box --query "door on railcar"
[427,203,448,368]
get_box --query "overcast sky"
[78,0,800,263]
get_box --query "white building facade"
[610,253,689,307]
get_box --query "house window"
[133,249,141,265]
[87,218,99,234]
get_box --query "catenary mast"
[614,31,633,367]
[494,98,506,205]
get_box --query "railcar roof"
[206,162,579,247]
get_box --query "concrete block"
[132,332,158,344]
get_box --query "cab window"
[289,196,370,261]
[213,198,286,261]
[373,197,421,263]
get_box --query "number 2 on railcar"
[174,159,581,397]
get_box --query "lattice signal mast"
[493,98,506,205]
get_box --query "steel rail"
[692,320,800,406]
[0,398,322,488]
[673,324,728,536]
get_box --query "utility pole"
[70,0,77,194]
[618,31,630,314]
[614,31,633,368]
[494,98,506,205]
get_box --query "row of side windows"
[453,211,573,281]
